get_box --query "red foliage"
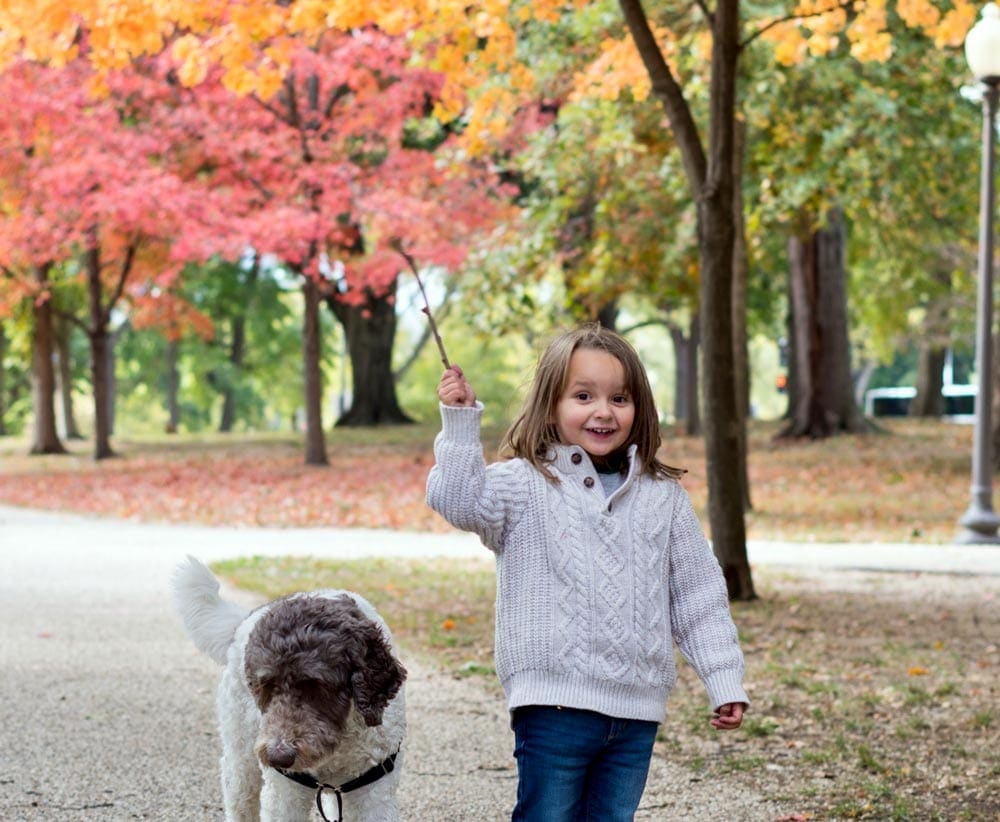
[159,28,515,298]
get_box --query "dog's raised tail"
[172,556,248,666]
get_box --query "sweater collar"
[547,443,640,482]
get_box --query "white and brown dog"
[172,556,406,821]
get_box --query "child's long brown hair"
[500,324,684,481]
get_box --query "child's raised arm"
[438,365,477,407]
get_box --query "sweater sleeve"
[425,402,515,553]
[667,487,750,710]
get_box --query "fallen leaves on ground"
[665,570,1000,820]
[0,419,980,543]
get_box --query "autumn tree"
[0,58,224,458]
[157,28,510,460]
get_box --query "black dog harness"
[276,748,399,822]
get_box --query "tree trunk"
[29,264,66,455]
[106,323,119,438]
[219,314,246,432]
[912,348,945,417]
[780,208,870,438]
[731,115,751,512]
[911,267,950,418]
[328,280,414,427]
[219,257,258,432]
[698,0,754,600]
[0,323,7,436]
[165,338,180,433]
[85,245,115,459]
[685,310,701,437]
[620,0,753,600]
[669,312,701,437]
[301,275,329,465]
[596,302,619,331]
[53,316,83,439]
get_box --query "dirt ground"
[659,567,1000,821]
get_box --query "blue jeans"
[510,706,659,822]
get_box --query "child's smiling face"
[553,347,635,459]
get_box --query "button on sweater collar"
[547,444,640,481]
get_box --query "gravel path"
[3,505,994,821]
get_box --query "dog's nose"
[265,739,297,769]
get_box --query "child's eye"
[574,392,591,401]
[612,394,630,404]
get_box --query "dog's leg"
[218,664,264,821]
[260,769,312,821]
[220,750,261,821]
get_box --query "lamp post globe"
[965,3,1000,82]
[957,3,1000,544]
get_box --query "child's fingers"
[710,703,745,730]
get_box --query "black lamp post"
[958,3,1000,544]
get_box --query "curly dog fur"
[173,556,407,821]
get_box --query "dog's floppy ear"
[351,622,407,727]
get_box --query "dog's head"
[242,593,406,770]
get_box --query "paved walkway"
[1,504,998,820]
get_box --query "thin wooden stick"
[389,237,451,369]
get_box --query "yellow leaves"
[897,0,941,30]
[908,665,930,676]
[849,30,892,63]
[846,0,892,62]
[228,3,283,43]
[764,0,978,67]
[570,29,669,103]
[931,0,978,48]
[771,24,808,67]
[172,35,208,87]
[807,34,840,58]
[287,0,332,34]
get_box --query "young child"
[426,324,748,822]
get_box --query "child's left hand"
[710,702,746,730]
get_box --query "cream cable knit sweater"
[426,402,749,723]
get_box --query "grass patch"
[213,554,498,676]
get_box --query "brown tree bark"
[912,348,945,417]
[731,116,751,512]
[29,263,67,455]
[328,280,414,427]
[84,240,122,460]
[620,0,754,599]
[165,338,180,434]
[218,314,246,433]
[669,312,701,437]
[0,323,7,436]
[911,267,950,418]
[780,208,870,438]
[53,316,83,439]
[301,275,329,465]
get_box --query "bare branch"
[394,276,458,382]
[388,238,451,370]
